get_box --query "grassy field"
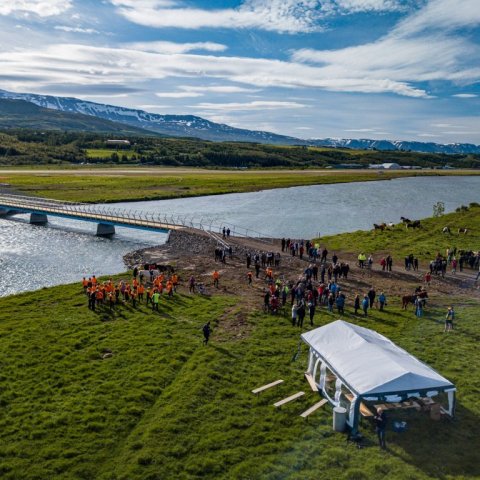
[1,168,479,203]
[85,149,137,160]
[319,204,480,261]
[0,272,479,479]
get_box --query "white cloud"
[155,92,203,98]
[54,26,99,34]
[109,0,410,33]
[452,93,477,98]
[126,41,227,54]
[292,0,480,97]
[295,126,313,130]
[179,85,259,93]
[0,0,72,17]
[0,43,427,97]
[192,100,307,111]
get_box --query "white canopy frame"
[302,321,456,434]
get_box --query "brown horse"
[402,291,428,309]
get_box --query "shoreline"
[2,169,480,205]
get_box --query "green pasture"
[0,274,479,479]
[320,204,480,261]
[85,149,136,160]
[0,169,474,203]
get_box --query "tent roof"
[301,320,454,396]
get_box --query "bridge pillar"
[97,223,115,237]
[30,213,48,225]
[0,208,17,216]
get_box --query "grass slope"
[0,275,479,479]
[1,170,477,203]
[320,204,480,261]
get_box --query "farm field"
[0,168,478,203]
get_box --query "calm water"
[1,176,479,296]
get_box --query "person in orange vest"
[171,273,178,292]
[96,288,104,305]
[92,275,97,286]
[108,292,115,311]
[166,280,173,297]
[82,277,88,293]
[213,270,220,288]
[138,283,145,301]
[247,271,253,285]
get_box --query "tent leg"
[350,398,361,435]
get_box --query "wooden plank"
[300,399,328,418]
[304,373,318,392]
[273,391,305,408]
[252,379,283,395]
[359,403,374,417]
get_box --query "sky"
[0,0,479,144]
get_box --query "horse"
[458,227,468,235]
[442,226,451,234]
[401,216,412,224]
[406,220,421,229]
[402,290,428,309]
[373,223,386,231]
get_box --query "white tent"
[301,320,456,432]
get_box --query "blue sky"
[0,0,479,143]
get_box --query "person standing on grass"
[308,300,315,326]
[247,271,253,286]
[152,291,160,311]
[374,407,387,449]
[414,295,423,317]
[354,294,360,315]
[202,321,211,345]
[291,303,298,326]
[362,295,369,317]
[368,287,376,308]
[445,306,455,332]
[378,292,387,311]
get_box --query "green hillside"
[0,99,158,136]
[0,127,480,167]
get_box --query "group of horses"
[442,226,468,235]
[374,217,469,234]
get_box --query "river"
[1,175,479,296]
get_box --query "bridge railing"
[0,194,274,242]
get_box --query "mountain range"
[0,89,479,154]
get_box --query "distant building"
[106,139,131,147]
[368,162,401,170]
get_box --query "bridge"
[0,193,269,241]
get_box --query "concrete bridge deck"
[0,194,187,236]
[0,194,271,242]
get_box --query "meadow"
[320,203,480,261]
[0,168,477,203]
[0,272,479,479]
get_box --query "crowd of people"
[82,264,181,313]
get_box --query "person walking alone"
[202,321,211,345]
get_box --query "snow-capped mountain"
[310,138,480,155]
[0,89,302,144]
[0,89,479,153]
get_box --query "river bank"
[2,168,479,203]
[0,217,479,479]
